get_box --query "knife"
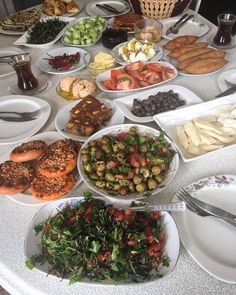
[166,13,189,35]
[96,3,121,14]
[186,195,236,225]
[0,52,30,59]
[215,86,236,98]
[0,116,36,122]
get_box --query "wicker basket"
[128,0,192,20]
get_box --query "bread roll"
[177,47,214,62]
[164,35,198,51]
[177,50,226,70]
[168,42,208,58]
[183,58,227,74]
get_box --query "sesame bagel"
[10,140,48,162]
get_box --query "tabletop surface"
[0,1,236,294]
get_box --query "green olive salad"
[80,127,176,196]
[26,195,169,283]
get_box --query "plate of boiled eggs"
[112,38,163,65]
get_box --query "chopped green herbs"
[26,18,66,44]
[27,198,169,283]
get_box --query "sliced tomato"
[117,131,127,141]
[145,63,162,73]
[103,79,116,90]
[126,70,144,81]
[144,71,162,84]
[116,73,138,90]
[130,153,147,168]
[124,61,144,72]
[106,160,117,169]
[110,68,124,79]
[147,242,162,258]
[138,80,151,87]
[150,211,161,220]
[161,69,169,81]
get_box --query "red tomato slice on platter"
[103,79,116,90]
[116,73,138,90]
[110,69,124,79]
[145,63,162,73]
[124,61,144,72]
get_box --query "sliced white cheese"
[193,119,224,135]
[176,126,188,149]
[184,121,200,146]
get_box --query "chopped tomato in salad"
[102,61,176,90]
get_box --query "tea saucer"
[8,76,48,95]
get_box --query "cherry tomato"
[147,242,162,258]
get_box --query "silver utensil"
[0,108,41,119]
[177,188,236,226]
[0,53,30,65]
[0,116,37,122]
[124,201,186,212]
[166,14,194,35]
[95,3,123,14]
[216,80,236,98]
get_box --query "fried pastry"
[66,1,79,13]
[177,50,226,70]
[164,35,197,51]
[183,58,228,74]
[168,42,208,58]
[177,47,214,62]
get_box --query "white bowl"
[77,124,179,202]
[24,196,180,285]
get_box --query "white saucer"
[218,69,236,91]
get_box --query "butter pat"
[90,51,115,69]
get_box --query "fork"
[0,108,42,119]
[176,189,236,226]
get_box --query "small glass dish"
[86,50,117,78]
[101,28,128,49]
[134,18,163,43]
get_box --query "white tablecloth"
[0,3,236,294]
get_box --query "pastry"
[177,47,214,62]
[0,161,35,194]
[10,140,48,162]
[0,8,41,31]
[183,58,228,74]
[66,1,80,14]
[163,35,198,51]
[31,173,75,200]
[37,139,78,178]
[168,42,208,58]
[113,13,144,32]
[177,50,226,70]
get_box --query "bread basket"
[128,0,192,20]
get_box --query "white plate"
[172,175,236,283]
[37,47,90,75]
[161,16,209,40]
[14,16,75,48]
[153,94,236,162]
[0,95,51,145]
[78,124,179,201]
[55,98,125,142]
[41,0,83,18]
[0,47,25,77]
[25,196,179,284]
[86,0,130,18]
[61,16,107,47]
[96,61,178,93]
[112,42,163,65]
[218,69,236,92]
[114,85,203,123]
[0,131,81,207]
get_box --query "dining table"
[0,1,236,294]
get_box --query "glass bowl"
[86,50,117,78]
[134,18,163,43]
